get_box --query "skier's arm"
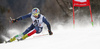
[16,13,32,21]
[11,13,31,23]
[43,17,53,35]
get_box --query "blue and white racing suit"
[16,13,51,35]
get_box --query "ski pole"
[33,34,49,37]
[10,17,12,20]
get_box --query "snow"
[0,24,100,49]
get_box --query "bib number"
[34,20,39,26]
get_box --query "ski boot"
[5,37,16,43]
[17,34,28,41]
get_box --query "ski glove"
[11,19,18,23]
[48,30,53,35]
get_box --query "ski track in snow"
[0,25,100,49]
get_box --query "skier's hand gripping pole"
[10,17,18,23]
[48,30,53,35]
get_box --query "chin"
[34,16,38,18]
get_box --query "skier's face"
[32,12,39,18]
[32,13,39,18]
[33,13,39,16]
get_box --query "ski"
[4,34,49,43]
[17,34,49,41]
[33,34,49,37]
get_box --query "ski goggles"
[32,13,39,16]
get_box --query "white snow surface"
[0,24,100,49]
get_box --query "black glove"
[11,19,18,23]
[48,30,53,35]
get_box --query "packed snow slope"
[0,24,100,49]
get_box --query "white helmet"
[32,8,40,16]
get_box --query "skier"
[6,8,53,43]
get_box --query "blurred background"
[0,0,100,43]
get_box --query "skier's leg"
[17,24,35,41]
[21,27,43,40]
[6,24,34,42]
[23,24,35,35]
[21,29,37,40]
